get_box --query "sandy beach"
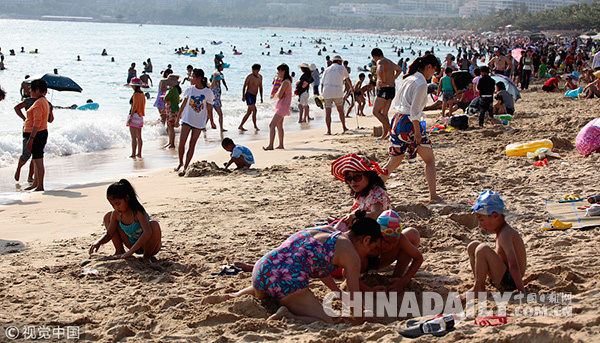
[1,82,600,342]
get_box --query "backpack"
[450,114,469,130]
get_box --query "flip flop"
[211,265,243,276]
[399,315,455,338]
[474,315,511,327]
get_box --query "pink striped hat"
[331,154,387,182]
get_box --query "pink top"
[350,186,390,213]
[274,80,292,117]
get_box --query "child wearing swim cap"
[466,191,527,294]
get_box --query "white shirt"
[181,86,214,129]
[593,51,600,70]
[441,60,459,71]
[321,63,349,99]
[393,72,428,122]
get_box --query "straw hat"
[331,154,387,182]
[332,55,343,62]
[594,71,600,79]
[298,62,310,69]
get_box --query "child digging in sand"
[221,137,254,170]
[467,191,526,294]
[89,179,162,264]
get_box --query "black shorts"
[542,85,555,92]
[491,269,516,292]
[377,87,396,100]
[24,130,48,159]
[576,61,583,66]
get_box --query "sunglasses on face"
[345,173,364,183]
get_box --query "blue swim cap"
[472,191,504,216]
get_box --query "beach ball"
[576,117,600,156]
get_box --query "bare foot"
[254,127,260,131]
[238,127,247,132]
[178,171,186,177]
[201,294,232,305]
[14,168,21,182]
[325,132,331,136]
[298,120,306,123]
[174,165,182,172]
[211,124,217,129]
[27,178,34,183]
[129,155,136,158]
[233,262,254,272]
[143,257,153,264]
[222,128,228,132]
[24,185,36,191]
[136,154,142,158]
[263,146,273,151]
[429,195,444,204]
[308,117,314,121]
[342,127,349,133]
[268,306,293,321]
[275,146,284,149]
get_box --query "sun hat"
[298,62,310,69]
[446,53,453,59]
[594,71,600,79]
[377,210,403,237]
[309,63,317,71]
[332,55,343,62]
[331,154,387,182]
[127,77,143,86]
[472,190,505,216]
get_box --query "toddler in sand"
[221,137,254,170]
[89,179,162,264]
[467,191,526,294]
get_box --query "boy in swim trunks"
[239,64,263,131]
[221,137,254,170]
[467,191,526,294]
[371,48,402,139]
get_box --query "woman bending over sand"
[205,212,382,324]
[89,179,162,264]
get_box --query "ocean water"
[0,19,451,201]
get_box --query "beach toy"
[76,103,99,111]
[271,77,282,98]
[575,117,600,156]
[493,114,513,121]
[505,139,553,157]
[223,63,230,68]
[565,87,583,99]
[558,194,583,203]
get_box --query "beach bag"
[450,114,469,130]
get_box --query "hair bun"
[354,210,367,221]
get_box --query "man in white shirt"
[321,55,352,135]
[592,51,600,71]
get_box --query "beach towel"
[545,199,600,230]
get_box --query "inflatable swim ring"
[575,117,600,156]
[505,139,553,157]
[77,103,100,111]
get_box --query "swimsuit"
[245,92,257,106]
[377,86,396,100]
[491,268,516,291]
[119,212,151,246]
[212,86,222,108]
[252,228,341,300]
[389,113,432,159]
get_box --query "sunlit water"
[0,19,452,202]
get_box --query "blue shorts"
[245,92,257,106]
[442,90,455,102]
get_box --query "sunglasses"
[345,173,364,183]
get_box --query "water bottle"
[421,313,465,334]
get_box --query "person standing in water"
[210,64,228,132]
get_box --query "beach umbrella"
[511,48,525,63]
[27,73,83,92]
[452,70,473,90]
[491,74,521,102]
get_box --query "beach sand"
[1,85,600,342]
